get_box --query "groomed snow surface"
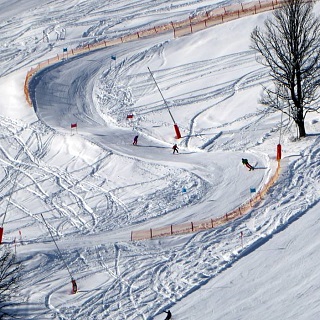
[1,0,320,319]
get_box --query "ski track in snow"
[97,46,276,153]
[0,0,239,77]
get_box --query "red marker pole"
[277,111,283,162]
[174,124,181,139]
[0,227,3,244]
[276,144,282,161]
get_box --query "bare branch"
[0,248,23,319]
[251,0,320,138]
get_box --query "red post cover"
[174,124,181,139]
[276,144,282,161]
[0,227,3,244]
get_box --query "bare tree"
[0,248,22,319]
[251,0,320,138]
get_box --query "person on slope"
[71,279,78,294]
[133,135,139,145]
[172,144,179,154]
[242,158,254,171]
[164,310,172,320]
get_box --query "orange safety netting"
[24,0,282,106]
[131,161,281,241]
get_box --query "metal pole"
[40,213,74,280]
[1,170,19,228]
[147,67,176,124]
[279,110,283,144]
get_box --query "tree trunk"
[296,118,306,138]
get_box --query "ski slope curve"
[2,1,320,319]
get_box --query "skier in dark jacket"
[133,135,138,145]
[172,144,179,154]
[164,310,172,320]
[242,158,254,171]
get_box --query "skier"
[71,279,78,294]
[164,310,172,320]
[242,158,254,171]
[172,144,179,154]
[133,135,138,145]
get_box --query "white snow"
[1,0,320,319]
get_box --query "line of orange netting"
[23,0,283,106]
[131,161,281,240]
[22,1,283,240]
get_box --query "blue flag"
[63,48,68,52]
[111,55,116,61]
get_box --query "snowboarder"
[242,158,254,171]
[133,135,138,145]
[172,144,179,154]
[164,310,172,320]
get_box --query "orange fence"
[23,0,283,106]
[172,0,281,37]
[22,0,284,240]
[131,161,281,241]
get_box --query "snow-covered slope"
[1,1,320,319]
